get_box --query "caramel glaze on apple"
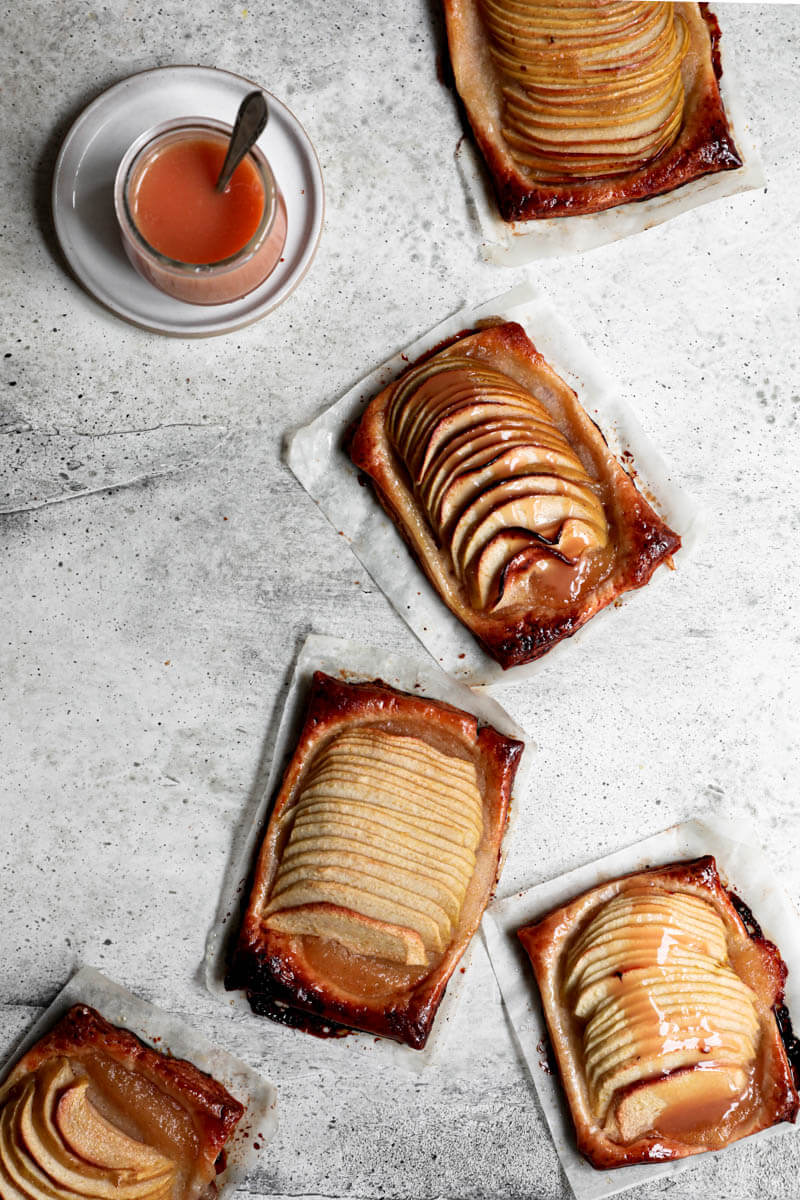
[481,1,690,183]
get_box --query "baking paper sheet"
[454,25,765,264]
[0,966,278,1194]
[481,817,800,1200]
[287,282,700,687]
[204,632,531,1073]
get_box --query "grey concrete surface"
[2,2,799,1198]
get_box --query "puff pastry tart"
[349,320,680,669]
[518,857,800,1168]
[443,1,742,221]
[0,1005,244,1200]
[227,671,523,1048]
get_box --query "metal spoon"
[215,91,269,193]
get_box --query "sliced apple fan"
[0,1059,175,1200]
[482,0,689,182]
[386,354,609,612]
[264,727,484,965]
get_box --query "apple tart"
[349,320,680,669]
[443,1,742,221]
[0,1005,244,1200]
[518,857,800,1167]
[227,671,523,1048]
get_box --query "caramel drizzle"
[480,0,689,181]
[386,355,608,612]
[565,888,761,1127]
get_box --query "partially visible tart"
[443,1,742,221]
[0,1006,244,1200]
[349,320,680,669]
[227,671,523,1048]
[518,857,799,1168]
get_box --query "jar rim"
[114,117,277,276]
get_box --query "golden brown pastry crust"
[349,321,680,669]
[443,2,742,222]
[227,671,523,1048]
[0,1005,244,1191]
[518,857,799,1168]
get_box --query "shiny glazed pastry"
[0,1006,244,1200]
[349,321,680,669]
[443,1,742,221]
[518,858,799,1167]
[227,671,523,1048]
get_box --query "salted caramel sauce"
[564,887,762,1141]
[386,355,611,613]
[480,1,689,182]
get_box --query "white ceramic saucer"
[52,66,324,337]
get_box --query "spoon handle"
[215,91,269,193]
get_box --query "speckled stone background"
[2,2,799,1198]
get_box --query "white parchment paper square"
[204,632,531,1073]
[481,817,800,1200]
[0,966,278,1195]
[287,282,700,687]
[453,27,764,264]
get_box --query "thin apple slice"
[265,903,428,966]
[469,530,536,610]
[589,1023,758,1090]
[0,1085,62,1200]
[591,1034,756,1120]
[423,418,579,496]
[17,1070,173,1200]
[287,824,472,890]
[412,400,545,481]
[438,443,590,531]
[54,1082,173,1177]
[300,770,481,844]
[294,796,477,856]
[268,840,460,926]
[422,419,576,515]
[402,391,538,481]
[389,358,517,449]
[300,760,482,843]
[266,878,447,954]
[290,818,474,885]
[451,475,606,573]
[586,996,761,1068]
[456,493,604,580]
[613,1065,748,1142]
[304,747,483,833]
[586,1001,761,1074]
[575,965,760,1022]
[279,842,465,923]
